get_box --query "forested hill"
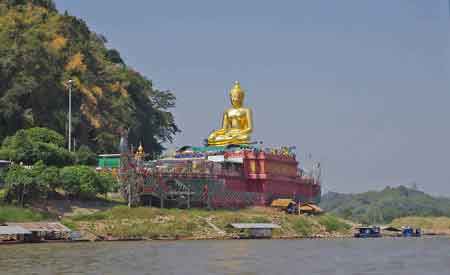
[0,0,178,154]
[320,186,450,224]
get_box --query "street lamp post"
[67,79,74,152]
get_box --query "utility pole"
[67,79,74,152]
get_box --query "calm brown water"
[1,238,450,275]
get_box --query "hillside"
[0,0,178,154]
[320,186,450,224]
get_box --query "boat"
[382,226,423,237]
[354,226,382,238]
[401,227,422,237]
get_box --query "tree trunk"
[21,183,25,207]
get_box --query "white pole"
[67,80,73,152]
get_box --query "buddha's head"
[229,81,245,108]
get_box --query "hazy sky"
[55,1,450,195]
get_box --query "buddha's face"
[230,92,244,108]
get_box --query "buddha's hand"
[225,133,238,139]
[227,129,241,136]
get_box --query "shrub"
[0,168,6,187]
[59,166,81,196]
[60,166,115,199]
[75,145,97,165]
[293,217,313,236]
[31,142,75,167]
[318,214,351,233]
[37,166,60,191]
[0,148,13,160]
[96,172,119,195]
[1,127,74,166]
[3,161,54,205]
[4,164,36,205]
[60,166,98,199]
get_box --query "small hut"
[271,199,297,209]
[229,223,281,238]
[7,222,71,241]
[0,225,31,243]
[299,203,323,215]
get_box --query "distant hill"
[320,186,450,224]
[0,0,178,154]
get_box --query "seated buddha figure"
[207,81,253,146]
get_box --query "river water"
[1,238,449,275]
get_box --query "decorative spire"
[230,80,244,96]
[135,142,145,160]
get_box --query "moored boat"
[401,227,421,237]
[354,226,382,238]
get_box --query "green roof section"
[97,154,120,169]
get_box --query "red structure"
[222,150,321,204]
[139,146,321,208]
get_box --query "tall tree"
[0,0,179,156]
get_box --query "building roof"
[7,222,71,233]
[381,226,402,232]
[299,203,323,213]
[0,160,11,167]
[0,225,31,235]
[356,226,380,230]
[98,154,121,158]
[271,199,296,208]
[229,223,281,229]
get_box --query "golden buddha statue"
[207,81,253,146]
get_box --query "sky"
[54,1,450,195]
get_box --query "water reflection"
[207,240,256,275]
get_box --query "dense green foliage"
[0,127,74,166]
[0,0,178,154]
[4,161,49,205]
[320,186,450,224]
[0,127,100,167]
[59,166,117,199]
[2,0,56,11]
[3,161,118,204]
[59,166,96,199]
[74,145,96,165]
[0,168,6,186]
[96,171,119,193]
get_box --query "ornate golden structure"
[135,143,145,160]
[207,81,253,146]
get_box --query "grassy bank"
[62,206,352,240]
[0,206,53,223]
[390,216,450,235]
[0,188,6,201]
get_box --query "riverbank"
[62,206,353,240]
[4,201,450,242]
[390,216,450,235]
